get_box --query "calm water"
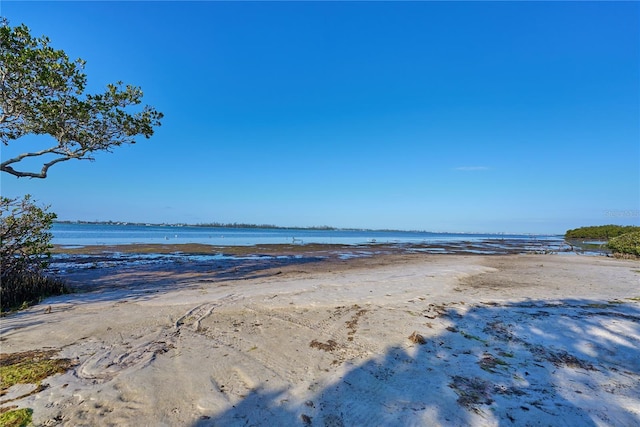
[51,223,561,247]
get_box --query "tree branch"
[1,23,162,178]
[0,146,63,168]
[1,155,73,178]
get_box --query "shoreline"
[2,253,638,426]
[48,240,592,294]
[51,237,579,256]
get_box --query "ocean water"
[51,223,561,247]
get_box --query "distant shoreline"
[54,220,342,231]
[52,220,554,236]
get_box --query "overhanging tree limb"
[1,156,74,179]
[0,21,163,178]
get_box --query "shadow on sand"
[190,299,640,426]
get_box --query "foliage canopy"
[564,225,640,240]
[0,195,55,278]
[0,21,163,178]
[0,195,68,311]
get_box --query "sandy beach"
[1,251,639,426]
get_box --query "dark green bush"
[1,195,69,312]
[565,225,640,240]
[607,231,640,257]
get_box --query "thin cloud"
[454,166,490,171]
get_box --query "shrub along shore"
[565,225,640,258]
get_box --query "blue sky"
[2,1,638,234]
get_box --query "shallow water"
[52,223,562,247]
[48,224,611,276]
[47,236,605,276]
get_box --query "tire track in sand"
[77,294,238,382]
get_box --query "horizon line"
[53,220,563,236]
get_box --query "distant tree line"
[564,225,640,240]
[194,222,337,230]
[55,220,339,230]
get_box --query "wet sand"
[1,250,639,426]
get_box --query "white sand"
[1,254,639,426]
